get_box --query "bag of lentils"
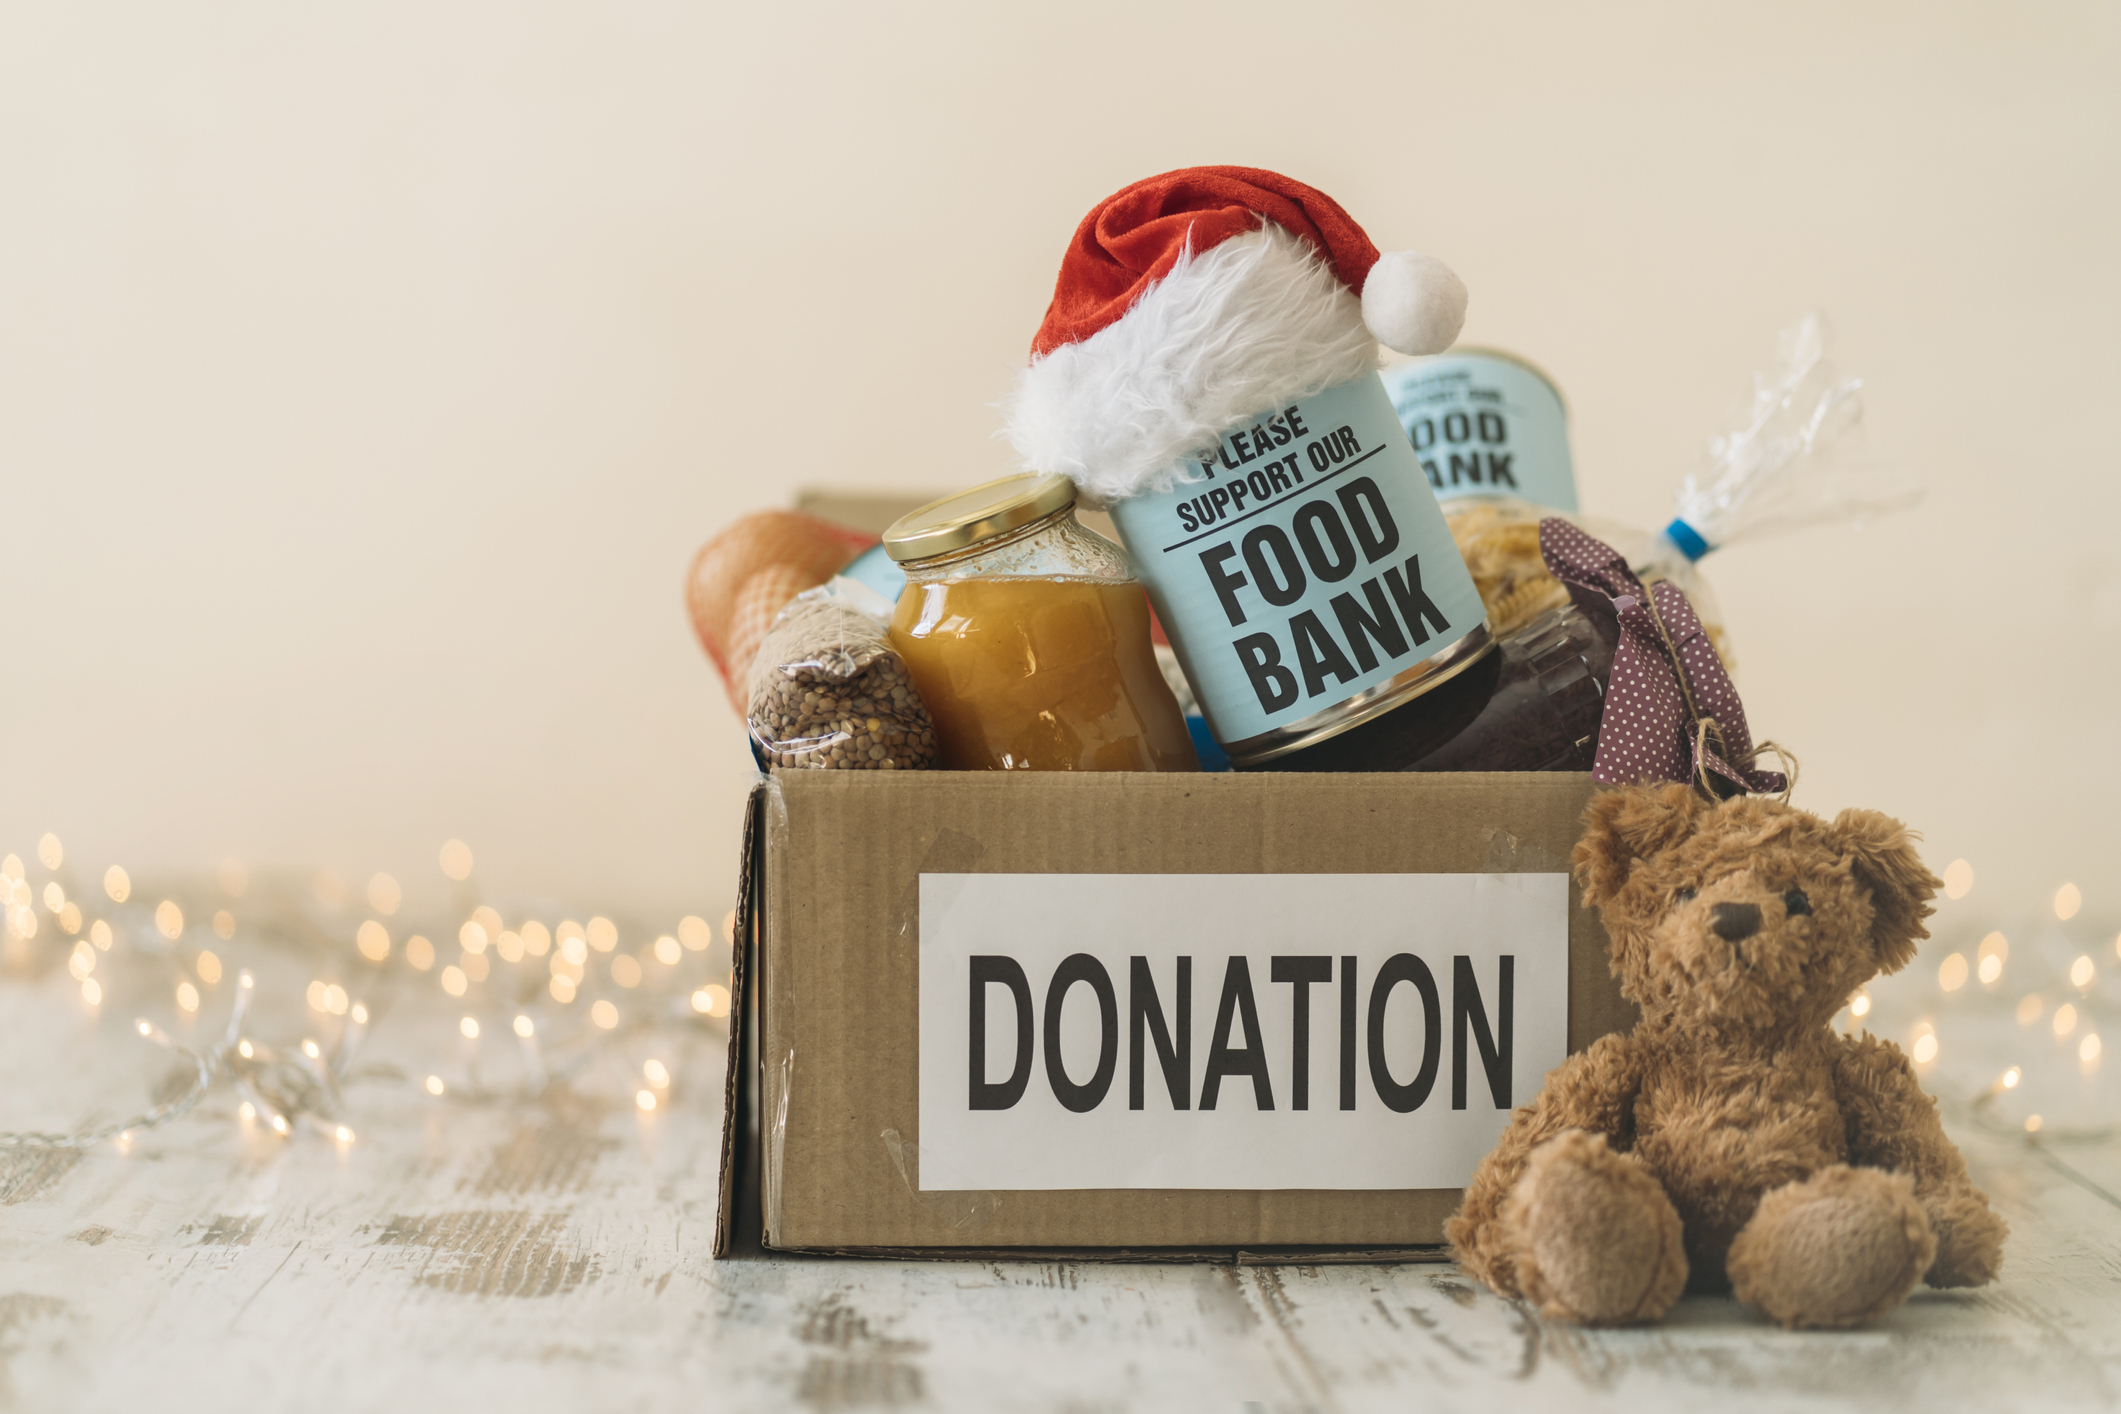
[746,585,939,771]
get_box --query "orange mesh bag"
[685,511,873,715]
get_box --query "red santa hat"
[1004,165,1467,507]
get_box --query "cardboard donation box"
[714,770,1635,1260]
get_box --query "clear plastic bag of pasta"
[745,580,940,771]
[1445,315,1915,674]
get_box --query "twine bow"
[1539,519,1788,800]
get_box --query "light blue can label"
[1109,373,1484,747]
[1380,351,1577,512]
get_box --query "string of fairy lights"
[0,831,735,1149]
[1,831,2111,1149]
[1848,857,2114,1142]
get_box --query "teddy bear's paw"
[1502,1130,1688,1326]
[1728,1166,1937,1328]
[1924,1186,2008,1288]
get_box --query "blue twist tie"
[1662,518,1712,562]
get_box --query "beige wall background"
[3,2,2116,928]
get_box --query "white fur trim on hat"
[1361,249,1468,357]
[1003,224,1379,508]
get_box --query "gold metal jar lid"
[882,473,1077,563]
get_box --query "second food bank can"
[1380,349,1576,513]
[1108,372,1493,767]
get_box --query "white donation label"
[916,872,1569,1191]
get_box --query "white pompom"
[1361,249,1468,356]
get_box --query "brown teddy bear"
[1448,783,2007,1329]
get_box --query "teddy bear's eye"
[1784,889,1812,917]
[1674,887,1697,903]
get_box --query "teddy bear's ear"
[1575,783,1707,908]
[1829,808,1940,974]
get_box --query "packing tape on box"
[881,1129,1004,1234]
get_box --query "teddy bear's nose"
[1711,902,1762,942]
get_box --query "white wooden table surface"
[3,965,2118,1414]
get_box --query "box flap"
[712,780,768,1259]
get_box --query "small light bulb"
[271,1114,290,1134]
[691,988,713,1014]
[238,1039,254,1059]
[2026,1115,2044,1133]
[643,1058,670,1088]
[2002,1066,2021,1088]
[636,1090,656,1112]
[302,1039,321,1059]
[2082,1034,2103,1064]
[335,1125,354,1143]
[1941,859,1973,900]
[459,1016,479,1039]
[425,1075,445,1096]
[512,1014,534,1039]
[240,1101,257,1121]
[1912,1033,1939,1064]
[1978,954,2003,985]
[2070,955,2095,990]
[2055,1003,2079,1037]
[104,865,131,903]
[591,1000,618,1030]
[1849,992,1871,1019]
[350,1002,369,1024]
[135,1019,154,1036]
[81,978,101,1006]
[2055,883,2083,920]
[366,873,401,915]
[1938,954,1968,992]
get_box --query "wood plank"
[3,969,2119,1411]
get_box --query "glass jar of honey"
[883,474,1199,772]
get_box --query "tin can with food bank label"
[1108,372,1493,767]
[1380,349,1577,513]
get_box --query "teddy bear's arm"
[1833,1031,2007,1287]
[1446,1033,1646,1296]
